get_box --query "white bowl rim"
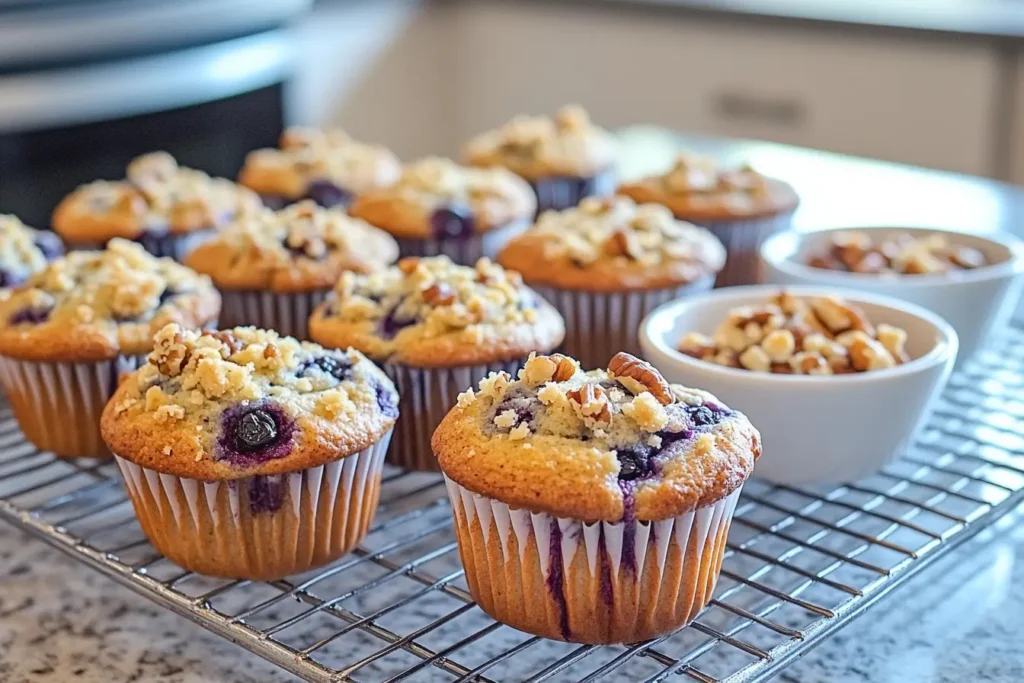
[640,284,958,385]
[760,225,1024,287]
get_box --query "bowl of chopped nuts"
[760,226,1024,364]
[639,286,957,483]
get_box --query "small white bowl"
[760,226,1024,364]
[639,285,958,484]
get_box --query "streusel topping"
[0,215,63,289]
[679,292,911,375]
[463,105,616,176]
[661,153,770,198]
[391,157,526,205]
[808,231,990,275]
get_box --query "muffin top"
[497,196,726,292]
[618,151,799,221]
[308,255,564,367]
[463,105,616,180]
[101,324,398,479]
[238,127,402,205]
[347,157,536,239]
[53,152,262,243]
[185,201,399,293]
[0,214,64,291]
[0,239,220,361]
[807,230,990,275]
[433,351,760,522]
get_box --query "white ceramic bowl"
[639,285,958,484]
[760,226,1024,364]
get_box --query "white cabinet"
[454,2,1000,176]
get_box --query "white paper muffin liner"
[384,359,525,471]
[0,354,145,459]
[444,476,742,643]
[533,276,715,369]
[531,168,616,216]
[395,218,531,266]
[218,289,330,341]
[113,429,391,580]
[695,212,794,287]
[69,229,215,262]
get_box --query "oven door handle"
[0,29,293,133]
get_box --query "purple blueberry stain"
[378,304,417,339]
[0,270,27,288]
[8,305,51,325]
[259,194,290,211]
[247,475,285,514]
[374,380,399,419]
[429,203,475,241]
[217,402,296,466]
[33,231,64,261]
[685,403,732,428]
[305,179,351,208]
[546,517,571,640]
[298,354,352,382]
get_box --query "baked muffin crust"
[497,196,725,292]
[102,323,398,479]
[348,157,536,239]
[0,239,220,361]
[308,256,564,367]
[463,105,616,180]
[186,200,398,293]
[53,152,261,243]
[0,214,63,291]
[433,351,760,522]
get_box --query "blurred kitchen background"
[2,0,1024,228]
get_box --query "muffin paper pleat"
[534,277,714,368]
[444,476,742,644]
[68,230,215,262]
[531,169,616,216]
[695,212,794,287]
[219,289,329,341]
[0,355,145,459]
[394,219,531,266]
[113,429,391,580]
[385,360,525,471]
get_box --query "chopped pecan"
[604,230,641,259]
[263,345,279,360]
[204,330,244,356]
[422,282,457,306]
[566,384,611,425]
[948,246,986,269]
[398,257,421,274]
[549,353,577,382]
[810,297,875,337]
[607,352,673,405]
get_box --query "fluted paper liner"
[0,355,144,459]
[394,219,530,266]
[696,212,794,287]
[534,277,714,369]
[384,359,524,471]
[531,169,616,217]
[219,289,329,341]
[445,476,742,644]
[113,430,391,580]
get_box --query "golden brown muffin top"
[463,105,617,180]
[497,196,725,292]
[102,323,398,479]
[185,201,398,293]
[348,157,536,239]
[308,255,564,367]
[618,151,798,221]
[0,239,220,361]
[433,351,760,522]
[0,214,63,292]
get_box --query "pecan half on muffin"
[0,214,63,293]
[463,105,617,216]
[53,151,261,260]
[238,127,402,210]
[101,324,398,580]
[186,200,398,340]
[309,255,564,470]
[348,157,536,265]
[498,196,725,368]
[0,239,219,458]
[433,351,760,643]
[619,152,798,286]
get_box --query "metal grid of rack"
[2,331,1024,682]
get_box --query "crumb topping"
[659,152,771,199]
[678,292,912,375]
[807,230,990,275]
[523,195,725,269]
[0,215,62,288]
[389,157,529,207]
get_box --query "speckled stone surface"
[1,501,1021,683]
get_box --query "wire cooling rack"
[2,332,1024,682]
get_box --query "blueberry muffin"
[497,196,725,367]
[186,200,399,340]
[433,351,760,643]
[0,214,64,292]
[238,127,402,210]
[618,152,798,286]
[101,324,398,580]
[309,255,564,470]
[0,239,220,458]
[53,151,262,260]
[463,105,617,215]
[348,157,536,265]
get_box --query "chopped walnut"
[807,230,990,275]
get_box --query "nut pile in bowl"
[678,292,910,375]
[806,230,988,275]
